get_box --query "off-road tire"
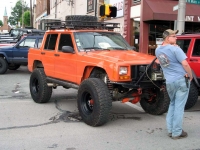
[185,81,198,110]
[140,87,170,115]
[29,68,52,103]
[65,15,98,22]
[8,64,21,70]
[77,78,112,126]
[0,57,8,74]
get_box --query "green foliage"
[8,0,30,26]
[23,11,30,26]
[0,20,3,26]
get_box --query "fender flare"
[0,52,9,62]
[192,70,200,88]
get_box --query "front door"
[188,38,200,77]
[12,37,37,63]
[54,34,77,84]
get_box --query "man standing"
[155,29,193,139]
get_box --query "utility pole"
[30,0,33,27]
[95,0,97,17]
[21,0,24,28]
[177,0,186,34]
[55,0,57,18]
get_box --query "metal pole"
[55,0,57,18]
[21,0,24,28]
[30,0,33,27]
[177,0,186,34]
[95,0,97,17]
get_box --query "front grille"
[131,65,147,80]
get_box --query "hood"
[0,46,14,50]
[83,50,156,64]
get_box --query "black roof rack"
[45,20,120,30]
[24,32,45,36]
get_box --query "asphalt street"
[0,66,200,150]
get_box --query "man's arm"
[182,60,193,81]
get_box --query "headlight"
[119,67,128,75]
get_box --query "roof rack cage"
[181,32,200,35]
[45,20,120,30]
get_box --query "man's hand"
[182,60,193,81]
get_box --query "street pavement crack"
[0,100,81,131]
[0,121,55,131]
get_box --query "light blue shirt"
[155,44,187,83]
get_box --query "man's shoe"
[172,130,188,139]
[168,133,172,137]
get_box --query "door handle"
[190,59,198,62]
[41,52,45,55]
[54,54,60,56]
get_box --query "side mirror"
[131,46,136,50]
[62,46,75,53]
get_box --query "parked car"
[176,33,200,109]
[0,34,44,74]
[0,28,45,44]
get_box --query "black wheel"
[8,64,21,70]
[29,68,52,103]
[0,57,8,74]
[77,78,112,126]
[140,86,170,115]
[185,81,198,110]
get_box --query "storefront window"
[148,23,171,55]
[133,19,140,51]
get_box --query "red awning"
[143,0,200,22]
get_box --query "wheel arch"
[80,66,108,82]
[0,53,8,62]
[33,60,44,69]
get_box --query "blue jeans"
[166,77,190,137]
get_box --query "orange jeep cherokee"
[28,15,169,126]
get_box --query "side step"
[46,77,79,89]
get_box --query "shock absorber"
[106,76,113,96]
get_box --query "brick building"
[0,7,11,33]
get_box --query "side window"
[44,34,58,50]
[58,34,73,51]
[19,38,36,47]
[176,39,191,53]
[192,39,200,56]
[37,38,43,48]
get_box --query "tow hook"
[121,88,142,104]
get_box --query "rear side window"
[44,34,58,50]
[192,39,200,56]
[176,39,191,53]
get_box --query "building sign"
[156,38,163,45]
[109,0,124,17]
[185,16,200,22]
[87,0,94,12]
[186,0,200,5]
[133,0,141,4]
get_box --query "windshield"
[74,32,132,51]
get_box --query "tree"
[8,0,29,26]
[23,11,30,27]
[0,20,3,26]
